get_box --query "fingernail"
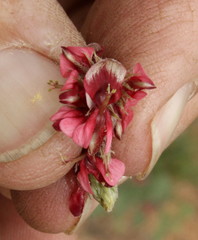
[137,81,198,180]
[65,197,98,235]
[0,48,64,162]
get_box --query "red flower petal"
[95,157,125,186]
[62,46,94,71]
[126,90,147,100]
[84,59,126,105]
[52,120,62,131]
[59,88,80,104]
[89,116,106,154]
[60,70,79,91]
[72,109,99,148]
[50,106,72,122]
[77,159,93,194]
[60,53,76,78]
[132,90,147,100]
[69,185,87,217]
[66,46,94,61]
[121,99,134,131]
[105,111,113,153]
[59,110,85,137]
[85,92,95,109]
[129,63,155,89]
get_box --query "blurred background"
[79,119,198,240]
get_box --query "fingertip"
[11,171,97,234]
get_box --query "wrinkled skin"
[0,0,198,239]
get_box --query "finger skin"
[11,172,79,233]
[82,0,198,176]
[1,0,198,235]
[0,133,81,190]
[0,0,84,61]
[11,171,98,233]
[0,0,93,235]
[0,194,77,240]
[0,0,84,190]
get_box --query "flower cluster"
[49,43,155,217]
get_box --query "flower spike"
[49,43,156,216]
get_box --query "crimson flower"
[49,44,155,216]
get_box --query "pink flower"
[127,63,155,89]
[69,155,125,217]
[51,107,99,148]
[52,56,129,153]
[50,44,156,216]
[82,59,127,153]
[52,47,155,156]
[60,46,95,77]
[84,59,126,107]
[114,91,147,136]
[60,70,79,91]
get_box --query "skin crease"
[0,0,198,239]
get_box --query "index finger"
[82,0,198,178]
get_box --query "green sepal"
[89,175,118,212]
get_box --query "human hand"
[82,0,198,178]
[0,1,95,239]
[0,0,198,239]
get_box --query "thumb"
[82,0,198,178]
[0,0,98,234]
[0,0,84,189]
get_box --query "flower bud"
[90,175,118,212]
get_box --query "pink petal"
[69,185,87,217]
[123,92,139,106]
[126,90,147,102]
[85,93,95,109]
[62,46,94,71]
[95,157,125,186]
[89,122,106,154]
[60,70,79,91]
[52,120,61,131]
[85,157,100,178]
[72,109,99,148]
[60,53,76,78]
[66,46,94,62]
[121,100,134,131]
[84,59,126,105]
[77,159,93,194]
[132,90,147,100]
[59,111,85,137]
[59,88,80,104]
[105,111,113,153]
[129,63,155,89]
[50,106,72,121]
